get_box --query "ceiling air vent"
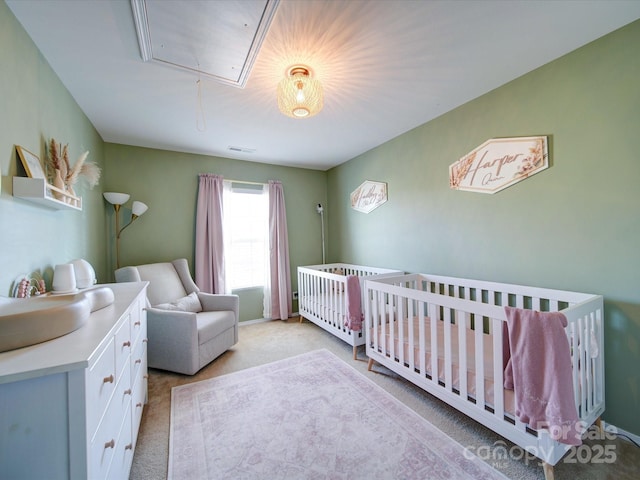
[228,146,256,154]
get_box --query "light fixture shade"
[277,66,323,119]
[103,192,130,205]
[131,201,148,216]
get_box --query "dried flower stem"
[49,138,60,171]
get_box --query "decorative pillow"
[154,292,203,313]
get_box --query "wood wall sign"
[449,136,548,194]
[350,180,387,213]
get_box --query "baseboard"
[604,421,640,446]
[240,313,300,326]
[239,318,270,326]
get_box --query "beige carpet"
[168,349,508,479]
[130,318,640,480]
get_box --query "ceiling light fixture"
[277,65,323,119]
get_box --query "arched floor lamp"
[316,203,325,264]
[104,192,149,269]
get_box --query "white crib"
[297,263,403,359]
[364,273,604,480]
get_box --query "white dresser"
[0,282,148,480]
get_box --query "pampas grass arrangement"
[46,138,102,193]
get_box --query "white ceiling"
[7,0,640,171]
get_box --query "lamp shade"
[131,201,148,216]
[103,192,130,205]
[277,66,323,119]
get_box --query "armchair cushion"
[117,262,188,306]
[197,311,237,345]
[154,292,203,313]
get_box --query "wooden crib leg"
[367,358,375,371]
[299,315,303,323]
[595,416,603,433]
[353,345,358,360]
[542,462,554,480]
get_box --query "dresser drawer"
[87,336,116,439]
[89,385,121,480]
[114,314,132,378]
[131,333,146,382]
[131,300,146,344]
[89,363,132,480]
[107,403,133,480]
[132,349,147,441]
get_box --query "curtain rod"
[225,178,267,186]
[198,174,269,186]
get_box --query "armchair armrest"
[197,293,239,319]
[145,307,200,374]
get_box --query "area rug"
[169,349,508,479]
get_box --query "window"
[223,182,269,290]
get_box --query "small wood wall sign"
[350,180,388,213]
[449,136,548,194]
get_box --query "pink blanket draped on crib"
[344,275,363,332]
[503,306,582,446]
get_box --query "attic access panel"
[131,0,279,88]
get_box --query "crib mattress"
[370,317,516,415]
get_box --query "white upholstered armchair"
[115,258,239,375]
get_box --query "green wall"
[0,2,107,294]
[104,143,327,321]
[327,20,640,435]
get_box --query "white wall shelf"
[13,176,82,211]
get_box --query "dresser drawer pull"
[122,340,131,348]
[136,402,143,408]
[104,439,115,449]
[124,388,132,395]
[125,443,133,451]
[135,359,142,365]
[134,321,141,326]
[103,374,115,384]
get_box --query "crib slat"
[515,294,524,309]
[595,308,604,405]
[372,290,380,352]
[316,274,322,316]
[418,301,426,376]
[407,298,415,372]
[582,316,590,413]
[306,272,312,314]
[325,277,330,324]
[397,294,405,367]
[458,311,469,400]
[429,303,438,382]
[474,319,485,408]
[492,318,505,419]
[337,279,343,328]
[580,317,587,417]
[444,307,452,390]
[532,297,541,311]
[328,278,334,326]
[389,294,397,362]
[584,316,593,413]
[379,292,387,355]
